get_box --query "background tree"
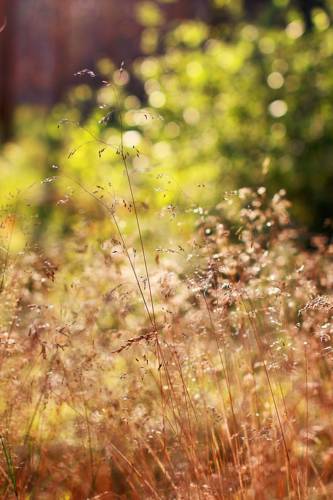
[0,0,16,142]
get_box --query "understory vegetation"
[1,9,333,499]
[1,147,333,498]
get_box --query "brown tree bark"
[0,0,16,142]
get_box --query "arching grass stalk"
[62,174,155,328]
[58,101,157,330]
[115,75,157,330]
[65,67,158,330]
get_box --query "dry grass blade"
[0,435,18,499]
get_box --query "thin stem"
[62,174,155,328]
[117,89,156,329]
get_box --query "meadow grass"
[0,73,333,499]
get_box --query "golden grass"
[0,185,333,499]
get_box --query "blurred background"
[0,0,333,245]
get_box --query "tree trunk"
[0,0,16,142]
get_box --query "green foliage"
[1,15,333,237]
[134,18,333,230]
